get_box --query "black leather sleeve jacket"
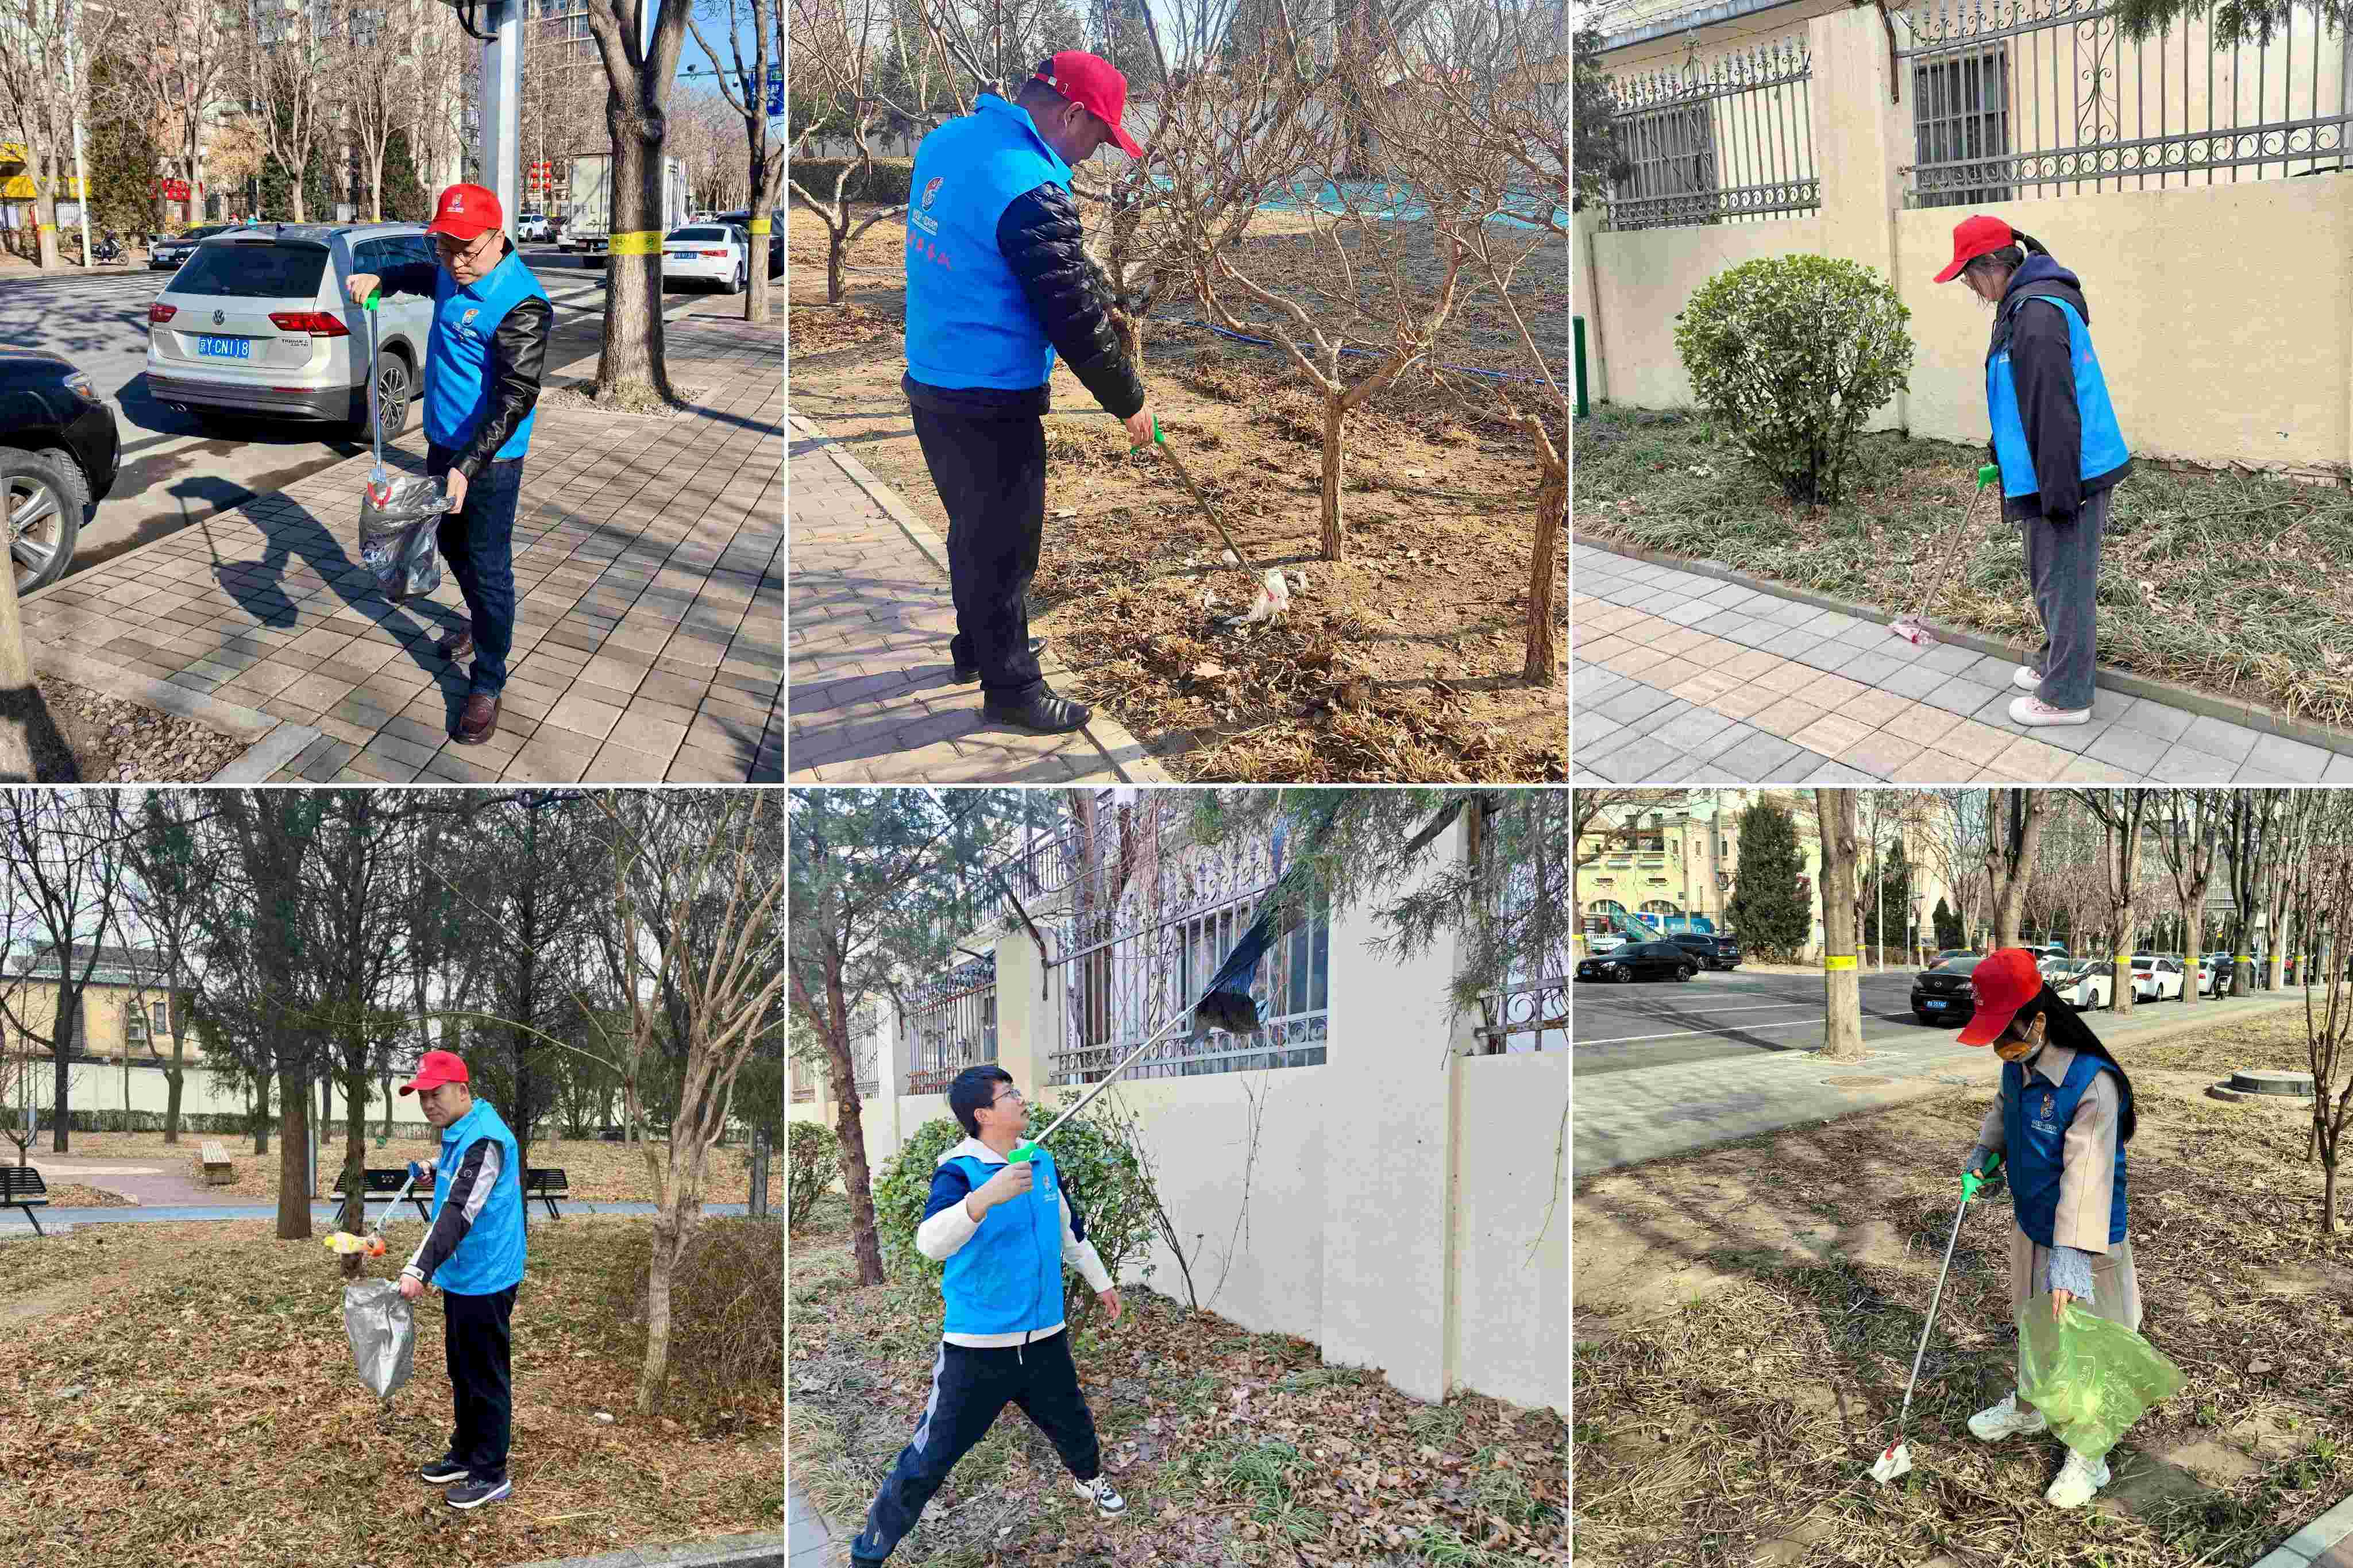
[373,243,553,478]
[996,183,1146,420]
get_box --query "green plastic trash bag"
[2016,1299,2186,1461]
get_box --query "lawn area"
[43,1130,782,1208]
[1574,1013,2353,1566]
[1573,406,2353,732]
[0,1215,781,1566]
[789,1192,1565,1567]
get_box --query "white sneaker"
[2046,1448,2112,1509]
[2013,665,2043,692]
[2010,695,2090,727]
[1075,1475,1127,1518]
[1968,1391,2049,1442]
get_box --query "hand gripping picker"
[1870,1150,2003,1484]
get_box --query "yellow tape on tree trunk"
[608,230,662,255]
[748,217,772,234]
[1824,955,1857,972]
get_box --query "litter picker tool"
[1888,464,2001,646]
[1141,416,1289,629]
[353,284,453,601]
[1870,1150,2004,1484]
[322,1164,419,1257]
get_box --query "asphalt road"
[1,246,661,587]
[1572,965,1964,1077]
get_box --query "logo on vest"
[2040,1092,2055,1119]
[923,177,942,208]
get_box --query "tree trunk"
[251,1075,271,1155]
[1523,456,1563,681]
[0,525,36,781]
[636,1210,685,1411]
[1320,392,1345,561]
[34,181,60,269]
[1817,789,1866,1063]
[1113,308,1145,374]
[48,987,75,1154]
[828,1038,884,1284]
[163,1055,185,1143]
[599,110,675,401]
[827,225,846,304]
[276,1061,308,1239]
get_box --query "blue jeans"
[425,443,522,698]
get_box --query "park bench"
[2,1165,49,1234]
[200,1141,235,1187]
[522,1168,568,1221]
[332,1168,433,1225]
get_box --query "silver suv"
[142,222,437,434]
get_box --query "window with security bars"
[1913,47,2013,207]
[1614,102,1719,226]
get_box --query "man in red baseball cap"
[344,183,554,746]
[1935,214,2131,733]
[898,55,1157,735]
[393,1047,528,1510]
[1950,947,2148,1511]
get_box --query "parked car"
[660,223,748,293]
[143,223,434,433]
[0,352,118,594]
[1670,932,1741,971]
[2051,959,2114,1010]
[2129,953,2185,1001]
[715,207,785,279]
[1577,941,1698,983]
[1586,931,1629,955]
[1911,955,1981,1024]
[516,211,556,242]
[148,223,238,271]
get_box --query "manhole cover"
[2229,1068,2315,1098]
[1827,1075,1895,1088]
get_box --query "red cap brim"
[398,1073,456,1096]
[1109,123,1143,158]
[1954,1001,2023,1046]
[426,215,495,241]
[1932,256,1970,284]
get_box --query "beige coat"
[1975,1041,2143,1334]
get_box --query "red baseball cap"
[1034,52,1144,159]
[1956,947,2043,1045]
[399,1049,471,1096]
[1934,214,2014,284]
[426,183,503,242]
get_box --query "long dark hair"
[2026,985,2138,1145]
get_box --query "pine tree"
[1932,895,1962,951]
[383,129,427,222]
[1725,800,1809,960]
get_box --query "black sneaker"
[981,688,1090,733]
[418,1454,468,1484]
[445,1476,511,1509]
[952,636,1048,685]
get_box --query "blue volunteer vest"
[2003,1050,2128,1249]
[939,1146,1066,1338]
[902,95,1074,393]
[1986,294,2130,505]
[422,248,549,460]
[429,1098,526,1295]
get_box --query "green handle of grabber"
[1976,462,1999,486]
[1152,415,1164,446]
[1009,1140,1039,1164]
[1962,1149,2004,1203]
[364,287,380,311]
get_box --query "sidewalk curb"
[1581,538,2353,760]
[32,644,325,779]
[2257,1491,2353,1566]
[788,413,1173,783]
[503,1531,783,1568]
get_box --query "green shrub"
[788,1119,839,1232]
[871,1100,1161,1331]
[1672,254,1914,505]
[788,157,914,205]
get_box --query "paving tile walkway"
[787,1481,844,1567]
[1572,543,2353,787]
[786,413,1168,783]
[20,308,782,783]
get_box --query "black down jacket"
[994,183,1146,421]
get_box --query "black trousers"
[851,1330,1101,1562]
[443,1284,517,1483]
[907,400,1048,700]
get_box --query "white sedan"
[2052,961,2113,1010]
[661,223,747,293]
[2130,953,2185,1001]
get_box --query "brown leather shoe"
[437,628,474,663]
[454,693,500,745]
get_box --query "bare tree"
[245,0,342,222]
[0,792,135,1153]
[1815,789,1864,1062]
[2074,789,2153,1018]
[2287,792,2353,1233]
[788,0,928,306]
[98,0,237,228]
[580,0,696,401]
[2154,790,2222,1006]
[1982,789,2049,950]
[686,0,788,322]
[0,0,83,267]
[336,0,419,221]
[1571,788,1680,951]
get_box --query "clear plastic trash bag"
[358,474,450,602]
[2017,1297,2186,1460]
[344,1278,416,1401]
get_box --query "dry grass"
[46,1130,781,1208]
[1573,1013,2353,1567]
[39,1183,134,1208]
[0,1216,780,1565]
[1575,407,2353,731]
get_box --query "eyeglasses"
[990,1088,1025,1106]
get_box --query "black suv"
[1671,932,1740,970]
[1,352,118,594]
[1577,941,1698,983]
[1911,954,1980,1025]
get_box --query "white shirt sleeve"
[1060,1189,1113,1293]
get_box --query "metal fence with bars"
[1049,803,1330,1086]
[1604,39,1820,230]
[848,1007,880,1098]
[1897,0,2352,204]
[901,955,998,1096]
[1476,976,1570,1052]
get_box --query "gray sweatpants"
[2017,486,2112,712]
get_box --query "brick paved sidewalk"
[786,413,1168,783]
[19,314,782,783]
[1573,543,2353,787]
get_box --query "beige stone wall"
[0,980,187,1064]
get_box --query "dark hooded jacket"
[1986,254,2132,523]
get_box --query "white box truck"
[560,153,689,255]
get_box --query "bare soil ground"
[789,206,1565,782]
[20,671,249,783]
[40,1130,781,1208]
[0,1216,781,1566]
[1575,1014,2353,1567]
[790,1192,1564,1566]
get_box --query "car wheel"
[3,447,87,596]
[1676,964,1695,981]
[370,350,414,439]
[726,262,745,295]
